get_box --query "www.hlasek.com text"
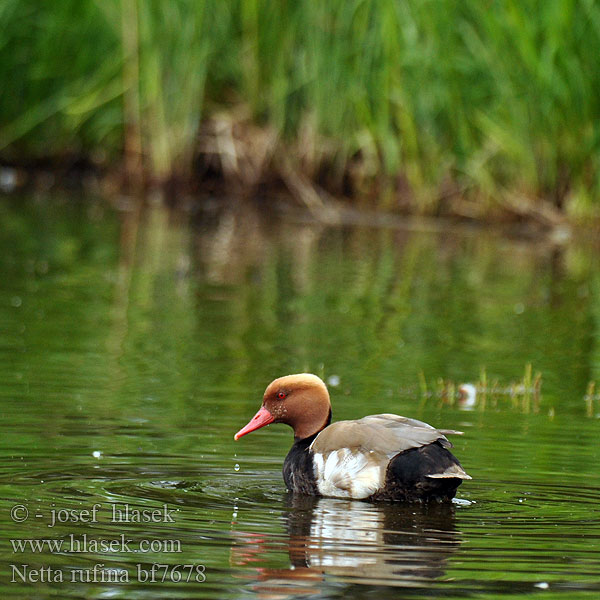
[11,534,182,554]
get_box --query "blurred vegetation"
[1,1,600,217]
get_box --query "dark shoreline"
[1,157,585,234]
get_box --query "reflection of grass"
[1,2,600,215]
[584,381,599,418]
[420,364,544,414]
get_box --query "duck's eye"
[277,391,287,400]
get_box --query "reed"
[418,364,545,414]
[584,381,596,417]
[1,1,599,216]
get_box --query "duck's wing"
[312,414,458,457]
[309,414,460,499]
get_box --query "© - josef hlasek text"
[47,503,177,527]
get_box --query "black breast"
[282,434,319,495]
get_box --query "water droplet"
[514,302,525,314]
[92,450,102,459]
[11,296,22,308]
[534,582,549,589]
[452,498,473,507]
[234,463,240,471]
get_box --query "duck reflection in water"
[231,494,461,598]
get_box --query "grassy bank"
[1,1,599,219]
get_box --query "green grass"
[1,1,599,216]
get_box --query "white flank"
[313,448,383,499]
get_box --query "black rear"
[371,441,465,502]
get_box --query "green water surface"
[0,195,599,599]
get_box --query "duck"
[457,383,477,410]
[234,374,471,502]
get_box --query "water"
[0,194,599,599]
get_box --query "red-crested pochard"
[235,374,471,502]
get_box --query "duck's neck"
[294,408,331,442]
